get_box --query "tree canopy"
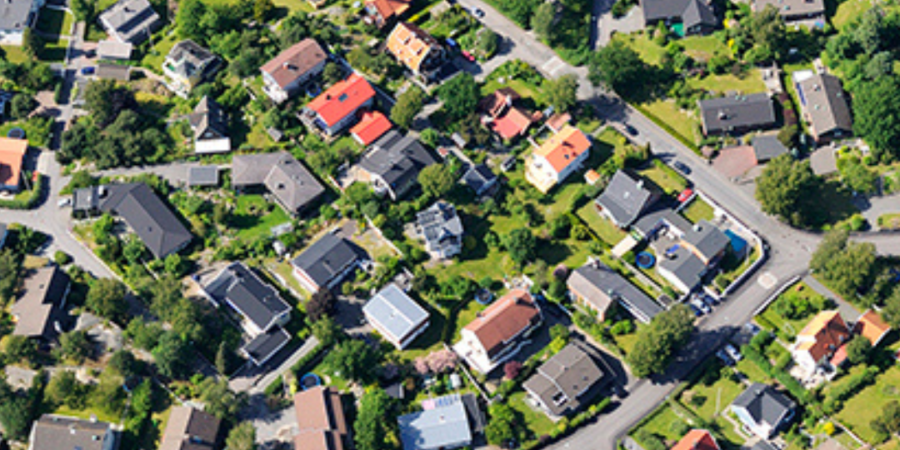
[418,164,456,200]
[852,75,900,162]
[324,339,380,384]
[226,422,256,450]
[589,40,654,101]
[86,278,129,324]
[391,86,425,129]
[354,388,399,450]
[504,228,536,267]
[438,73,480,122]
[152,332,192,379]
[626,305,695,378]
[545,74,579,114]
[810,229,877,298]
[755,154,822,228]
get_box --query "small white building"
[0,0,45,46]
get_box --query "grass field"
[639,99,701,146]
[757,282,826,342]
[480,78,546,107]
[576,202,627,245]
[681,197,715,223]
[638,163,688,195]
[632,403,690,448]
[878,213,900,230]
[836,365,900,445]
[141,32,179,72]
[53,404,122,424]
[680,368,744,420]
[684,69,766,95]
[36,8,74,36]
[509,391,556,439]
[231,195,292,240]
[0,45,29,63]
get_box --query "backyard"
[35,7,74,37]
[681,197,715,223]
[835,365,900,445]
[229,194,292,241]
[755,282,828,342]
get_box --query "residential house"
[232,151,325,215]
[525,124,591,194]
[73,183,193,259]
[99,0,161,44]
[631,206,693,239]
[301,73,376,136]
[0,0,46,46]
[657,220,730,293]
[796,73,853,143]
[657,245,709,293]
[479,88,538,141]
[28,415,118,450]
[672,430,720,450]
[363,0,411,28]
[680,220,730,265]
[203,262,292,366]
[188,96,230,153]
[163,40,220,98]
[791,311,851,373]
[386,22,445,79]
[97,40,132,60]
[357,130,439,200]
[294,386,350,450]
[261,38,328,104]
[350,110,393,146]
[751,135,789,163]
[461,163,498,196]
[698,93,777,136]
[398,394,473,450]
[854,310,891,347]
[291,233,367,293]
[594,170,661,229]
[453,288,542,373]
[11,266,70,341]
[641,0,717,36]
[0,136,27,192]
[96,63,131,81]
[158,406,220,450]
[730,383,796,439]
[752,0,825,25]
[413,201,464,260]
[567,259,663,324]
[522,343,607,420]
[187,166,219,188]
[363,283,430,349]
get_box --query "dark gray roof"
[752,135,788,162]
[595,170,659,227]
[187,166,219,187]
[189,96,228,142]
[567,260,663,323]
[752,441,779,450]
[159,406,221,450]
[682,220,729,262]
[642,0,716,29]
[522,343,606,417]
[165,40,218,79]
[658,245,707,290]
[99,0,161,44]
[363,283,429,344]
[632,206,693,237]
[204,262,291,332]
[797,74,853,137]
[98,183,192,259]
[291,233,366,289]
[233,151,325,213]
[11,266,69,339]
[699,93,776,134]
[359,130,439,194]
[30,415,116,450]
[242,327,291,365]
[416,201,463,252]
[398,394,472,450]
[461,163,497,195]
[732,383,795,427]
[754,0,825,18]
[96,63,131,81]
[0,0,36,32]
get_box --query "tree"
[872,400,900,438]
[477,29,499,57]
[109,349,138,379]
[846,335,872,365]
[46,370,85,409]
[22,28,43,59]
[485,403,518,446]
[197,377,245,419]
[253,0,274,22]
[842,161,878,194]
[57,330,92,364]
[307,288,336,322]
[0,396,31,440]
[126,317,164,351]
[355,388,398,450]
[226,422,256,450]
[418,164,455,200]
[531,2,555,42]
[545,74,578,113]
[83,80,137,128]
[215,341,229,375]
[86,278,129,324]
[853,75,900,162]
[177,0,207,42]
[391,86,424,129]
[438,73,479,122]
[152,332,191,379]
[322,62,343,86]
[589,40,653,101]
[503,360,522,380]
[504,228,536,267]
[0,250,19,305]
[425,349,458,374]
[311,316,342,346]
[10,94,36,120]
[755,154,821,227]
[324,339,380,384]
[420,128,440,148]
[627,305,694,378]
[164,253,186,277]
[810,229,877,298]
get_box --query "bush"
[0,175,44,210]
[610,320,635,335]
[54,251,72,265]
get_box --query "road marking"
[541,57,565,77]
[758,272,777,289]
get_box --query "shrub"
[54,251,72,265]
[610,320,635,335]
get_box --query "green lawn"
[631,403,691,448]
[878,213,900,230]
[756,281,826,342]
[509,391,556,439]
[230,194,292,241]
[680,369,744,420]
[0,45,29,63]
[614,33,667,66]
[735,357,769,383]
[685,69,766,95]
[53,404,122,425]
[638,162,688,196]
[614,329,640,355]
[273,261,310,300]
[681,35,729,60]
[835,365,900,445]
[830,0,898,30]
[310,359,351,392]
[638,99,701,146]
[480,78,546,107]
[681,197,714,223]
[36,8,74,36]
[141,32,179,72]
[576,202,627,245]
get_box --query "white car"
[725,344,743,361]
[471,7,485,18]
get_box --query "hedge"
[823,365,879,414]
[741,342,811,405]
[521,397,613,450]
[0,175,44,209]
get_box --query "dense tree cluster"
[755,155,823,228]
[627,305,695,378]
[809,229,877,299]
[354,388,399,450]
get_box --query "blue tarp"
[725,229,747,254]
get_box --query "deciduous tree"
[755,154,821,227]
[86,278,129,324]
[226,422,256,450]
[438,73,479,122]
[355,388,399,450]
[418,164,455,200]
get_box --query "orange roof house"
[791,311,851,372]
[364,0,411,28]
[525,124,591,193]
[386,22,445,76]
[0,137,28,192]
[453,288,542,373]
[303,74,376,136]
[350,110,393,146]
[855,310,891,347]
[479,88,539,141]
[672,430,720,450]
[294,386,349,450]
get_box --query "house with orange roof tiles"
[261,38,328,104]
[363,0,411,28]
[0,137,27,192]
[479,88,539,141]
[350,110,393,146]
[525,124,591,193]
[854,310,891,347]
[301,74,376,136]
[453,288,542,373]
[386,22,445,80]
[791,310,851,373]
[671,430,720,450]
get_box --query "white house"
[0,0,46,45]
[363,284,430,349]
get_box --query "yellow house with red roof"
[525,125,591,193]
[386,22,445,79]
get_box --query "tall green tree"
[545,74,579,113]
[226,422,256,450]
[0,250,19,305]
[57,330,92,364]
[197,378,245,419]
[152,332,191,379]
[810,229,877,298]
[418,164,455,200]
[531,2,555,42]
[504,228,536,267]
[853,75,900,162]
[438,73,479,122]
[755,154,821,227]
[589,40,652,101]
[86,278,129,324]
[354,388,398,450]
[627,305,694,378]
[391,86,424,129]
[324,339,380,384]
[176,0,207,42]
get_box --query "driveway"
[854,191,900,229]
[595,2,645,47]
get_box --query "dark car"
[624,124,638,136]
[81,66,95,75]
[673,160,691,175]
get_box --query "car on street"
[673,160,691,175]
[624,124,638,136]
[725,344,743,361]
[689,304,703,317]
[471,7,484,18]
[58,198,71,208]
[461,50,475,62]
[81,66,95,75]
[690,297,710,314]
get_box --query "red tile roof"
[490,108,534,140]
[0,137,27,188]
[350,110,393,145]
[366,0,411,20]
[306,74,375,127]
[796,311,851,364]
[261,39,328,89]
[855,310,891,346]
[464,288,540,356]
[534,125,591,174]
[671,430,720,450]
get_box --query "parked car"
[716,349,734,366]
[725,344,743,361]
[461,50,475,62]
[81,66,95,75]
[702,294,719,306]
[471,7,485,18]
[689,304,703,317]
[57,198,71,208]
[624,124,638,136]
[690,297,710,314]
[673,160,691,175]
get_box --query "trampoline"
[636,252,655,269]
[7,127,25,139]
[300,373,322,391]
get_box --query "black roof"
[98,184,193,259]
[732,383,795,426]
[698,93,776,134]
[642,0,716,29]
[242,327,291,365]
[461,163,497,195]
[594,170,659,227]
[359,130,438,193]
[751,135,789,162]
[291,233,366,288]
[204,262,291,332]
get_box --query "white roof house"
[398,394,472,450]
[363,283,430,349]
